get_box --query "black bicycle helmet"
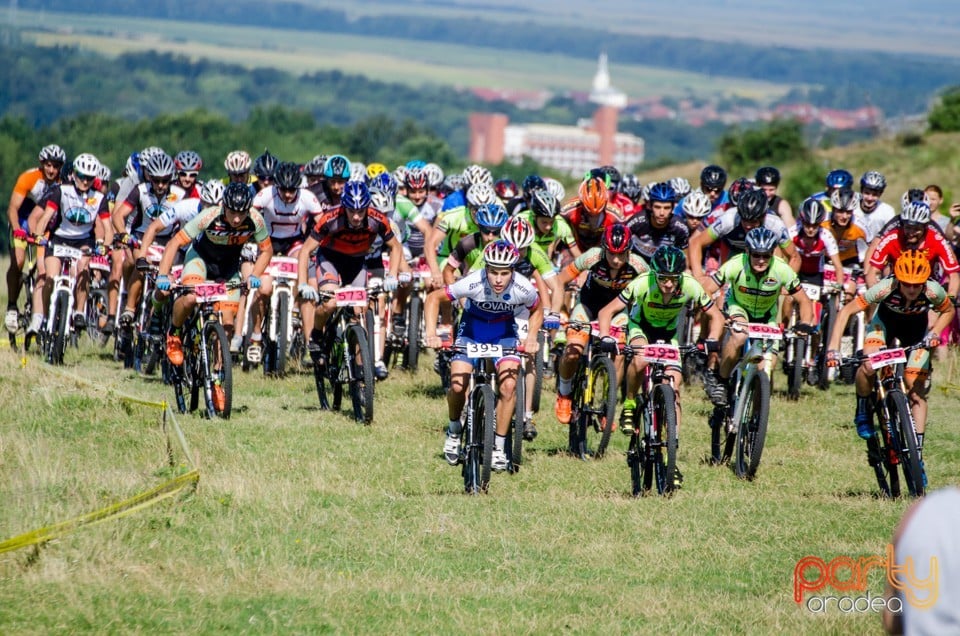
[650,245,686,276]
[755,166,781,186]
[223,181,254,212]
[737,188,769,221]
[274,162,302,190]
[253,150,279,180]
[700,164,728,191]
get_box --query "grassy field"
[1,284,958,631]
[11,10,794,101]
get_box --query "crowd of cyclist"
[6,143,958,486]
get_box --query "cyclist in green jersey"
[701,227,815,405]
[425,182,499,287]
[518,189,580,261]
[598,246,724,433]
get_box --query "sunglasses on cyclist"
[903,221,926,232]
[150,176,173,185]
[656,274,682,284]
[479,226,501,236]
[750,251,773,260]
[75,172,95,182]
[178,170,198,178]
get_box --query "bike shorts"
[864,313,930,377]
[568,304,628,345]
[270,235,303,257]
[47,234,95,253]
[453,318,520,367]
[10,219,29,250]
[181,245,242,313]
[627,312,679,349]
[798,271,824,286]
[314,253,366,288]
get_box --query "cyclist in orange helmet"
[827,250,954,475]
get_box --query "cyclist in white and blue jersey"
[425,240,543,472]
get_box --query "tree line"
[18,0,960,115]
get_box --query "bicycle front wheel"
[733,369,770,479]
[202,321,233,419]
[464,384,496,494]
[405,295,422,371]
[786,336,805,401]
[346,324,374,424]
[887,389,924,497]
[49,290,70,365]
[588,354,618,458]
[652,384,679,495]
[275,292,290,376]
[510,362,526,472]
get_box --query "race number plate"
[516,318,530,341]
[823,264,837,284]
[145,244,165,264]
[170,265,184,282]
[193,282,228,302]
[89,255,111,272]
[746,323,783,341]
[642,344,680,364]
[335,287,368,307]
[465,342,503,358]
[801,283,821,302]
[268,256,299,280]
[52,244,83,260]
[868,348,907,369]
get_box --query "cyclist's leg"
[555,304,590,422]
[249,272,274,339]
[854,318,885,439]
[5,224,28,312]
[495,356,521,437]
[904,348,931,436]
[121,245,141,321]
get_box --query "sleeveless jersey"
[44,184,109,240]
[252,186,322,240]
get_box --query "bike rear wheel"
[202,321,233,419]
[652,384,679,495]
[346,324,375,424]
[531,329,546,413]
[786,336,805,401]
[887,389,924,497]
[817,296,837,390]
[510,363,526,472]
[272,292,290,376]
[627,431,643,497]
[733,369,770,479]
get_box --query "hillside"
[638,131,960,205]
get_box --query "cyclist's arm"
[687,228,715,279]
[703,300,725,341]
[776,199,795,228]
[423,287,447,344]
[790,284,815,325]
[531,270,552,312]
[780,238,801,272]
[828,295,868,352]
[597,295,627,339]
[829,252,846,289]
[385,235,403,279]
[6,190,25,231]
[424,225,446,282]
[30,201,57,238]
[158,232,189,277]
[525,299,544,351]
[863,236,883,286]
[947,272,959,298]
[251,238,273,279]
[298,234,319,287]
[139,218,164,258]
[111,200,134,234]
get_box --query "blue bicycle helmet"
[323,154,351,180]
[405,159,427,170]
[474,203,509,232]
[825,169,853,189]
[370,171,398,198]
[647,182,677,204]
[341,180,371,210]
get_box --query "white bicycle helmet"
[543,177,566,203]
[900,200,931,224]
[224,150,252,174]
[369,187,395,214]
[97,163,112,183]
[144,151,175,179]
[423,163,444,188]
[669,177,691,198]
[483,239,520,268]
[683,190,712,218]
[174,150,203,172]
[72,153,102,179]
[466,182,497,208]
[200,179,225,206]
[38,144,66,164]
[502,217,535,250]
[462,164,493,187]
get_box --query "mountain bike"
[383,258,429,371]
[85,252,112,347]
[42,242,90,366]
[625,343,696,496]
[829,265,867,385]
[313,286,375,424]
[844,344,927,498]
[565,321,618,460]
[442,344,526,493]
[709,322,780,479]
[167,280,242,419]
[130,244,166,375]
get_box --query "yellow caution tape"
[0,469,199,555]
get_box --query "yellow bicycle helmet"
[893,250,931,285]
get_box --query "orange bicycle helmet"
[578,176,609,215]
[893,250,931,285]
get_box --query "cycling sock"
[557,377,572,396]
[250,333,262,342]
[447,419,461,436]
[917,432,924,454]
[169,324,182,337]
[495,435,506,451]
[310,328,323,343]
[855,395,871,418]
[6,302,16,311]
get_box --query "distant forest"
[0,39,729,163]
[19,0,960,115]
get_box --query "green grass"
[1,305,959,632]
[12,9,794,101]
